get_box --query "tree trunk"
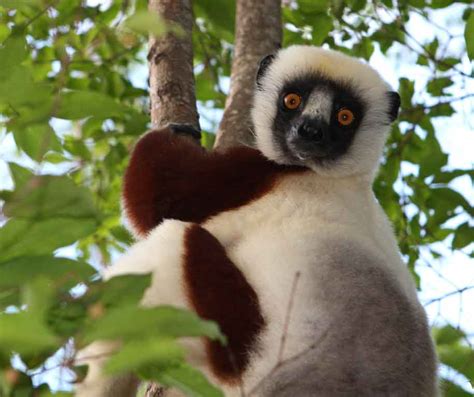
[148,0,200,130]
[145,2,199,396]
[214,0,282,150]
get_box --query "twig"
[277,271,301,363]
[248,316,336,396]
[424,285,474,306]
[21,0,58,30]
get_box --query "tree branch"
[148,0,200,130]
[214,0,282,150]
[145,2,199,395]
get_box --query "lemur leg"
[76,221,194,397]
[75,341,140,397]
[76,220,264,395]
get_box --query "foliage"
[0,0,473,396]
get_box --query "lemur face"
[272,73,365,165]
[252,46,400,178]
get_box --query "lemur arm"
[123,125,301,237]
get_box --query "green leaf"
[84,305,225,344]
[311,13,333,46]
[99,274,152,308]
[3,175,99,220]
[0,24,10,42]
[0,65,52,111]
[12,124,61,161]
[438,57,460,71]
[153,363,224,397]
[426,188,473,216]
[0,36,27,79]
[441,379,473,397]
[427,77,453,96]
[429,102,455,117]
[0,218,97,262]
[452,223,474,249]
[23,277,55,315]
[465,12,474,61]
[0,312,57,355]
[201,131,216,150]
[431,0,453,8]
[105,338,184,375]
[38,391,74,397]
[0,0,41,7]
[353,37,374,60]
[0,256,94,288]
[194,0,235,40]
[55,90,127,120]
[433,325,465,346]
[298,0,330,13]
[399,78,415,108]
[417,132,448,178]
[409,0,425,7]
[438,343,474,380]
[433,169,473,184]
[123,10,170,37]
[7,163,33,190]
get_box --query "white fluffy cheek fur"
[252,79,286,164]
[331,86,393,178]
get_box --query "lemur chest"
[203,172,374,256]
[200,173,393,331]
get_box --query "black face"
[271,73,366,165]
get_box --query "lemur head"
[252,45,400,179]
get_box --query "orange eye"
[283,93,302,110]
[337,108,355,126]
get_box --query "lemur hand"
[168,123,202,142]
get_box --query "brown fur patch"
[123,128,304,236]
[183,224,265,383]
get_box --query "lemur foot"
[168,123,202,142]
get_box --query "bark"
[145,2,199,396]
[145,383,166,397]
[214,0,282,150]
[148,0,200,130]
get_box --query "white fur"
[302,90,333,122]
[203,171,422,393]
[78,46,437,396]
[252,45,393,180]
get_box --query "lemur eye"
[337,108,355,126]
[283,93,302,110]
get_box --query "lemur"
[77,45,438,397]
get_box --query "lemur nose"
[297,121,324,142]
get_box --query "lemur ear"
[256,54,276,89]
[387,91,401,122]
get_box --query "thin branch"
[277,271,301,363]
[248,317,337,396]
[424,285,474,306]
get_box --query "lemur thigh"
[76,341,139,397]
[76,221,191,397]
[78,220,264,394]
